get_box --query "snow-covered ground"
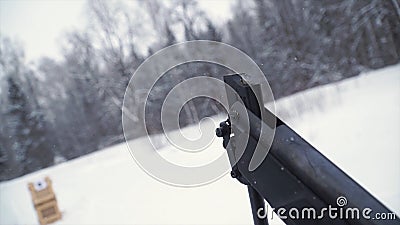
[1,64,399,225]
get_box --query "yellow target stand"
[28,177,62,225]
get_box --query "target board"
[28,177,61,225]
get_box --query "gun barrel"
[223,74,399,225]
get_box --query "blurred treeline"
[0,0,399,180]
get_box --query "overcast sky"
[0,0,231,62]
[1,0,86,61]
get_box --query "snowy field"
[1,64,399,225]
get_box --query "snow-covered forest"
[0,0,399,181]
[1,64,399,225]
